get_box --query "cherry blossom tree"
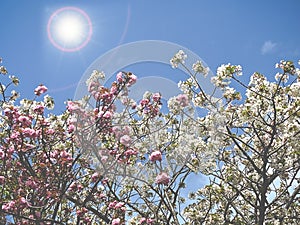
[183,60,300,225]
[1,52,300,225]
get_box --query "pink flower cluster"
[1,59,119,224]
[66,101,82,112]
[2,200,16,211]
[112,218,121,225]
[0,96,82,219]
[109,201,126,225]
[139,217,154,224]
[109,200,125,210]
[88,81,113,102]
[138,92,162,117]
[91,172,101,182]
[176,94,189,107]
[34,84,48,96]
[112,126,131,140]
[0,175,5,184]
[116,71,137,87]
[149,150,162,162]
[155,172,170,185]
[120,134,132,147]
[152,92,161,102]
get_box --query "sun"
[56,15,83,44]
[47,7,93,52]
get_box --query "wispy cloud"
[261,40,277,55]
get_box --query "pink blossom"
[97,110,113,119]
[88,81,99,93]
[120,135,131,147]
[155,172,170,185]
[140,218,147,224]
[76,209,83,217]
[20,197,27,205]
[46,128,55,135]
[112,218,121,225]
[2,200,15,211]
[77,184,83,191]
[18,115,31,126]
[99,193,106,199]
[108,201,117,209]
[110,84,118,95]
[34,84,48,96]
[140,99,149,106]
[76,208,87,217]
[25,179,37,189]
[0,176,5,184]
[22,128,37,138]
[146,218,154,224]
[176,94,189,107]
[149,150,162,162]
[123,125,131,135]
[68,124,75,133]
[101,155,108,162]
[116,72,123,83]
[33,104,45,114]
[152,92,161,102]
[68,182,77,191]
[0,149,4,159]
[139,218,154,224]
[35,211,41,218]
[131,101,137,109]
[101,178,108,185]
[66,101,80,112]
[115,202,125,209]
[91,172,100,182]
[25,143,35,151]
[103,111,112,119]
[124,149,137,156]
[1,204,8,211]
[109,149,117,155]
[113,126,131,139]
[112,126,122,139]
[101,91,112,101]
[60,150,69,158]
[127,73,137,86]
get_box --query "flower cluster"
[155,172,170,185]
[136,91,162,118]
[85,69,105,87]
[211,63,242,88]
[223,87,242,101]
[149,150,162,162]
[0,60,109,224]
[34,84,48,96]
[275,60,296,74]
[170,50,187,68]
[167,93,190,114]
[192,60,209,77]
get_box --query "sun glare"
[47,7,92,52]
[56,16,83,43]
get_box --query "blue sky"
[1,0,300,111]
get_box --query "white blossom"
[170,50,187,68]
[44,94,55,110]
[85,70,105,86]
[192,60,209,77]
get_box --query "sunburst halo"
[47,7,92,52]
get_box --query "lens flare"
[47,7,92,52]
